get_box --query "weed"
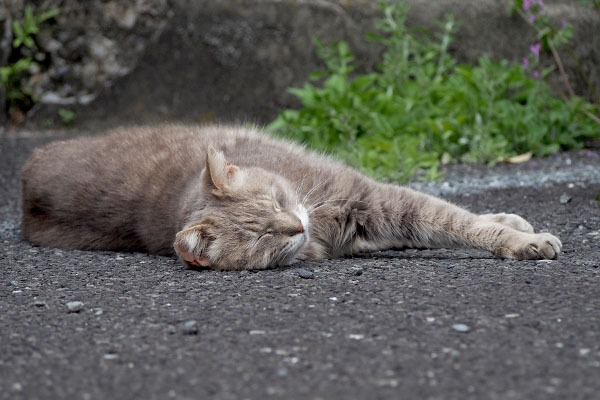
[58,108,75,125]
[1,6,60,120]
[269,1,599,182]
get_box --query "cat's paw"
[495,232,562,260]
[481,213,534,233]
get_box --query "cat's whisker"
[302,177,330,206]
[296,173,307,204]
[305,193,330,213]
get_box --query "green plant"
[507,0,599,104]
[1,6,60,119]
[58,108,75,125]
[0,57,37,110]
[269,1,600,182]
[12,6,60,49]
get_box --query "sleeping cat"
[21,124,562,270]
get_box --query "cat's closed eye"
[270,189,289,210]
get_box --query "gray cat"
[21,124,562,270]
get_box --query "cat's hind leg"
[480,213,534,233]
[24,213,99,251]
[21,210,142,252]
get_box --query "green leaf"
[38,8,61,23]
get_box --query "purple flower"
[522,57,530,68]
[530,42,541,59]
[536,0,547,14]
[561,19,568,28]
[523,0,532,11]
[532,70,540,79]
[529,14,536,23]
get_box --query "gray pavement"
[1,136,599,400]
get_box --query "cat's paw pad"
[499,232,562,260]
[482,213,534,233]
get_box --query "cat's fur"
[21,124,562,270]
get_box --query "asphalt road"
[1,135,599,400]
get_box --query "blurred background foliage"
[269,1,599,182]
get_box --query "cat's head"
[174,147,309,270]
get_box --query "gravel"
[296,268,314,279]
[182,320,198,335]
[452,323,471,333]
[409,151,600,197]
[559,193,572,204]
[65,301,84,313]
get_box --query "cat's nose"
[297,223,304,234]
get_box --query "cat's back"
[23,124,262,181]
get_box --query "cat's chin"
[277,232,309,267]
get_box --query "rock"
[34,300,47,307]
[350,268,363,276]
[452,323,471,333]
[166,325,176,334]
[297,268,314,279]
[182,320,198,335]
[66,301,84,313]
[559,194,571,204]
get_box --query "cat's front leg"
[371,185,562,260]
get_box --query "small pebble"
[34,300,46,307]
[350,268,363,276]
[559,194,571,204]
[182,320,198,335]
[66,301,84,313]
[277,368,288,377]
[452,323,471,332]
[579,348,590,356]
[296,268,314,279]
[166,325,176,334]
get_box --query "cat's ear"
[204,146,241,191]
[174,221,214,268]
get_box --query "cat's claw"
[496,232,562,260]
